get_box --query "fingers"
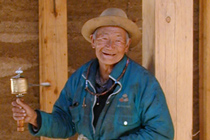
[12,107,26,114]
[12,104,27,120]
[13,115,25,121]
[12,99,27,121]
[11,100,22,109]
[12,111,26,121]
[16,98,31,112]
[11,99,37,124]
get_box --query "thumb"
[16,98,29,110]
[16,98,37,125]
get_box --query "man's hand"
[12,98,38,127]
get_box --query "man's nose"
[106,40,114,48]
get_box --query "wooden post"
[199,0,210,139]
[142,0,155,74]
[155,0,193,140]
[39,0,68,140]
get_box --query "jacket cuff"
[28,110,42,135]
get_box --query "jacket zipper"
[82,74,123,136]
[86,78,97,134]
[82,74,97,135]
[106,75,122,104]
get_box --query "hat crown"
[100,8,128,18]
[81,8,141,48]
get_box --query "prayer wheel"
[10,68,28,132]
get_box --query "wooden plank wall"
[142,0,155,74]
[143,0,193,139]
[39,0,68,140]
[199,0,210,139]
[155,0,193,139]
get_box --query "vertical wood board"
[39,0,68,140]
[175,0,193,139]
[155,0,177,138]
[142,0,155,74]
[155,0,193,140]
[199,0,210,139]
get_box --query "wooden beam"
[142,0,155,74]
[155,0,193,140]
[199,0,210,139]
[39,0,68,140]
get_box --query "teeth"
[103,52,114,55]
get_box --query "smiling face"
[90,26,131,67]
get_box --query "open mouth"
[102,52,115,56]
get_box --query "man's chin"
[98,59,120,66]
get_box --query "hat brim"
[81,16,141,48]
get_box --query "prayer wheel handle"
[17,97,25,132]
[17,119,24,132]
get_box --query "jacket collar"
[82,55,128,85]
[109,55,128,81]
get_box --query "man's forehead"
[95,26,127,36]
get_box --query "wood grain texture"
[155,0,193,139]
[39,0,68,140]
[199,0,210,139]
[142,0,155,74]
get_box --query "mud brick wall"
[0,0,39,139]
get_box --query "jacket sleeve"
[28,77,77,138]
[119,77,174,140]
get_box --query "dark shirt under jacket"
[93,70,116,128]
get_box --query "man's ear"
[90,35,95,49]
[125,38,131,52]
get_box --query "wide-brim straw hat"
[81,8,141,48]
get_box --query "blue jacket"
[29,55,174,140]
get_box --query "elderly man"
[12,8,174,140]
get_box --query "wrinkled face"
[90,26,131,66]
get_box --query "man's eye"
[102,37,108,40]
[115,40,124,44]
